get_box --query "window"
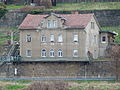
[58,49,63,57]
[47,20,57,28]
[41,49,46,57]
[41,35,46,42]
[26,35,31,42]
[50,34,54,42]
[26,50,32,57]
[50,49,54,57]
[73,34,78,42]
[91,22,95,29]
[47,20,52,28]
[58,34,63,42]
[53,20,57,28]
[102,36,106,43]
[73,49,78,57]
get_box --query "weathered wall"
[0,10,120,28]
[9,61,120,78]
[0,10,27,28]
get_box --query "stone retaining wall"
[0,10,120,28]
[9,61,120,78]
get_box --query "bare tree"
[39,0,52,8]
[51,0,56,6]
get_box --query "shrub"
[0,3,7,18]
[22,81,70,90]
[19,6,45,12]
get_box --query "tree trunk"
[51,0,56,6]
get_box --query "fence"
[0,56,21,62]
[57,0,120,3]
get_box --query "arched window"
[50,49,54,57]
[58,34,63,42]
[41,49,46,57]
[58,49,63,57]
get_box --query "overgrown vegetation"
[4,85,26,90]
[71,80,120,90]
[0,3,7,18]
[101,26,120,44]
[48,2,120,11]
[0,28,19,45]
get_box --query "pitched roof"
[19,13,94,30]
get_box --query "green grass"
[48,2,120,11]
[101,26,120,44]
[6,2,120,11]
[6,5,27,9]
[4,85,26,90]
[0,80,32,84]
[15,80,32,84]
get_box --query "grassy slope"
[6,5,26,9]
[6,2,120,11]
[48,2,120,11]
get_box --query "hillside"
[6,2,120,11]
[48,2,120,11]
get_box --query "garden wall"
[7,61,120,78]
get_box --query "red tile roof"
[19,13,94,30]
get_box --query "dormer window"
[47,20,57,28]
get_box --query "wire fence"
[0,77,118,81]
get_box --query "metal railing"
[0,56,21,62]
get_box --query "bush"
[0,3,7,18]
[19,6,45,12]
[22,81,70,90]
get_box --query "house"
[19,12,116,61]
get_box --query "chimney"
[71,11,79,14]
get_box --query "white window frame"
[73,34,78,42]
[47,20,52,28]
[50,34,54,42]
[53,20,57,28]
[101,36,106,43]
[58,34,63,42]
[26,50,32,57]
[47,20,57,28]
[73,49,78,57]
[41,35,46,42]
[26,35,32,42]
[41,49,46,57]
[58,49,63,57]
[50,49,54,57]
